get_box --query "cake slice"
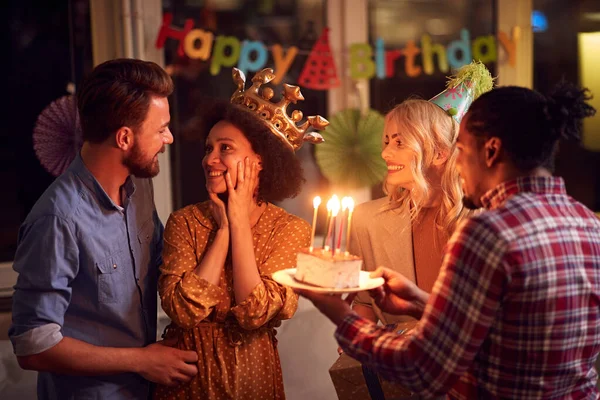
[295,248,363,288]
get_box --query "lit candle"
[337,197,351,252]
[322,199,332,250]
[330,195,340,256]
[309,196,321,253]
[344,197,355,255]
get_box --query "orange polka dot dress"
[155,201,310,400]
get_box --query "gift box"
[328,321,418,400]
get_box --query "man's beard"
[124,143,162,178]
[462,196,480,210]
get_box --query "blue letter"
[447,29,472,69]
[237,40,268,74]
[375,38,386,79]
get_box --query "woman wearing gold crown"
[346,62,494,330]
[154,68,327,400]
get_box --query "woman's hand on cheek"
[208,192,229,231]
[225,157,258,224]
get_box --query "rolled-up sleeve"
[9,216,79,356]
[231,218,310,330]
[158,214,227,329]
[336,217,508,398]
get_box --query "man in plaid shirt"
[300,82,599,399]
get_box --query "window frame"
[0,0,532,287]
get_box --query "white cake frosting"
[295,248,363,288]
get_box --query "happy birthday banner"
[155,12,518,90]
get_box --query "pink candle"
[344,197,355,255]
[322,209,331,250]
[336,214,345,251]
[337,197,351,252]
[330,195,340,256]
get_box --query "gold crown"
[230,67,328,151]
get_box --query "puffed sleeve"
[231,216,310,330]
[158,212,227,329]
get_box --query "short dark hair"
[198,102,305,203]
[77,58,174,143]
[465,81,596,171]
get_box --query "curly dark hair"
[197,101,305,203]
[77,58,173,143]
[465,81,596,171]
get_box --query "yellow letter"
[497,27,519,67]
[272,45,298,84]
[421,34,449,75]
[184,29,214,60]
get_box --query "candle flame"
[330,195,341,217]
[313,196,322,208]
[341,196,352,211]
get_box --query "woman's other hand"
[225,157,259,224]
[208,192,229,231]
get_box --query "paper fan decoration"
[315,108,387,188]
[33,95,83,176]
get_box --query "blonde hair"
[383,99,467,236]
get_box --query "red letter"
[385,50,402,78]
[155,12,195,57]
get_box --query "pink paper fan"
[33,95,83,176]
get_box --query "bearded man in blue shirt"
[9,58,198,399]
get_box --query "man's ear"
[115,127,133,151]
[432,150,449,166]
[484,137,502,167]
[256,155,263,171]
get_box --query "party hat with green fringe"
[429,60,495,123]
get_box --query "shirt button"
[227,286,232,292]
[113,264,117,269]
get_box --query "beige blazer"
[349,197,416,325]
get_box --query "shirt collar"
[480,175,567,210]
[70,153,136,211]
[194,201,285,234]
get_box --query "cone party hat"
[429,60,494,123]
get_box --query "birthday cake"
[295,248,363,288]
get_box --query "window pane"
[533,0,600,211]
[368,0,496,113]
[2,0,92,263]
[160,0,328,218]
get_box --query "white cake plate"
[272,268,385,294]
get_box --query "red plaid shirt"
[337,176,600,399]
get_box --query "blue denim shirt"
[9,154,163,399]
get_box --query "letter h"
[155,12,194,57]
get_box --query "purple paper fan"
[33,95,83,177]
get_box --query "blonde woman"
[349,99,468,326]
[349,62,493,327]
